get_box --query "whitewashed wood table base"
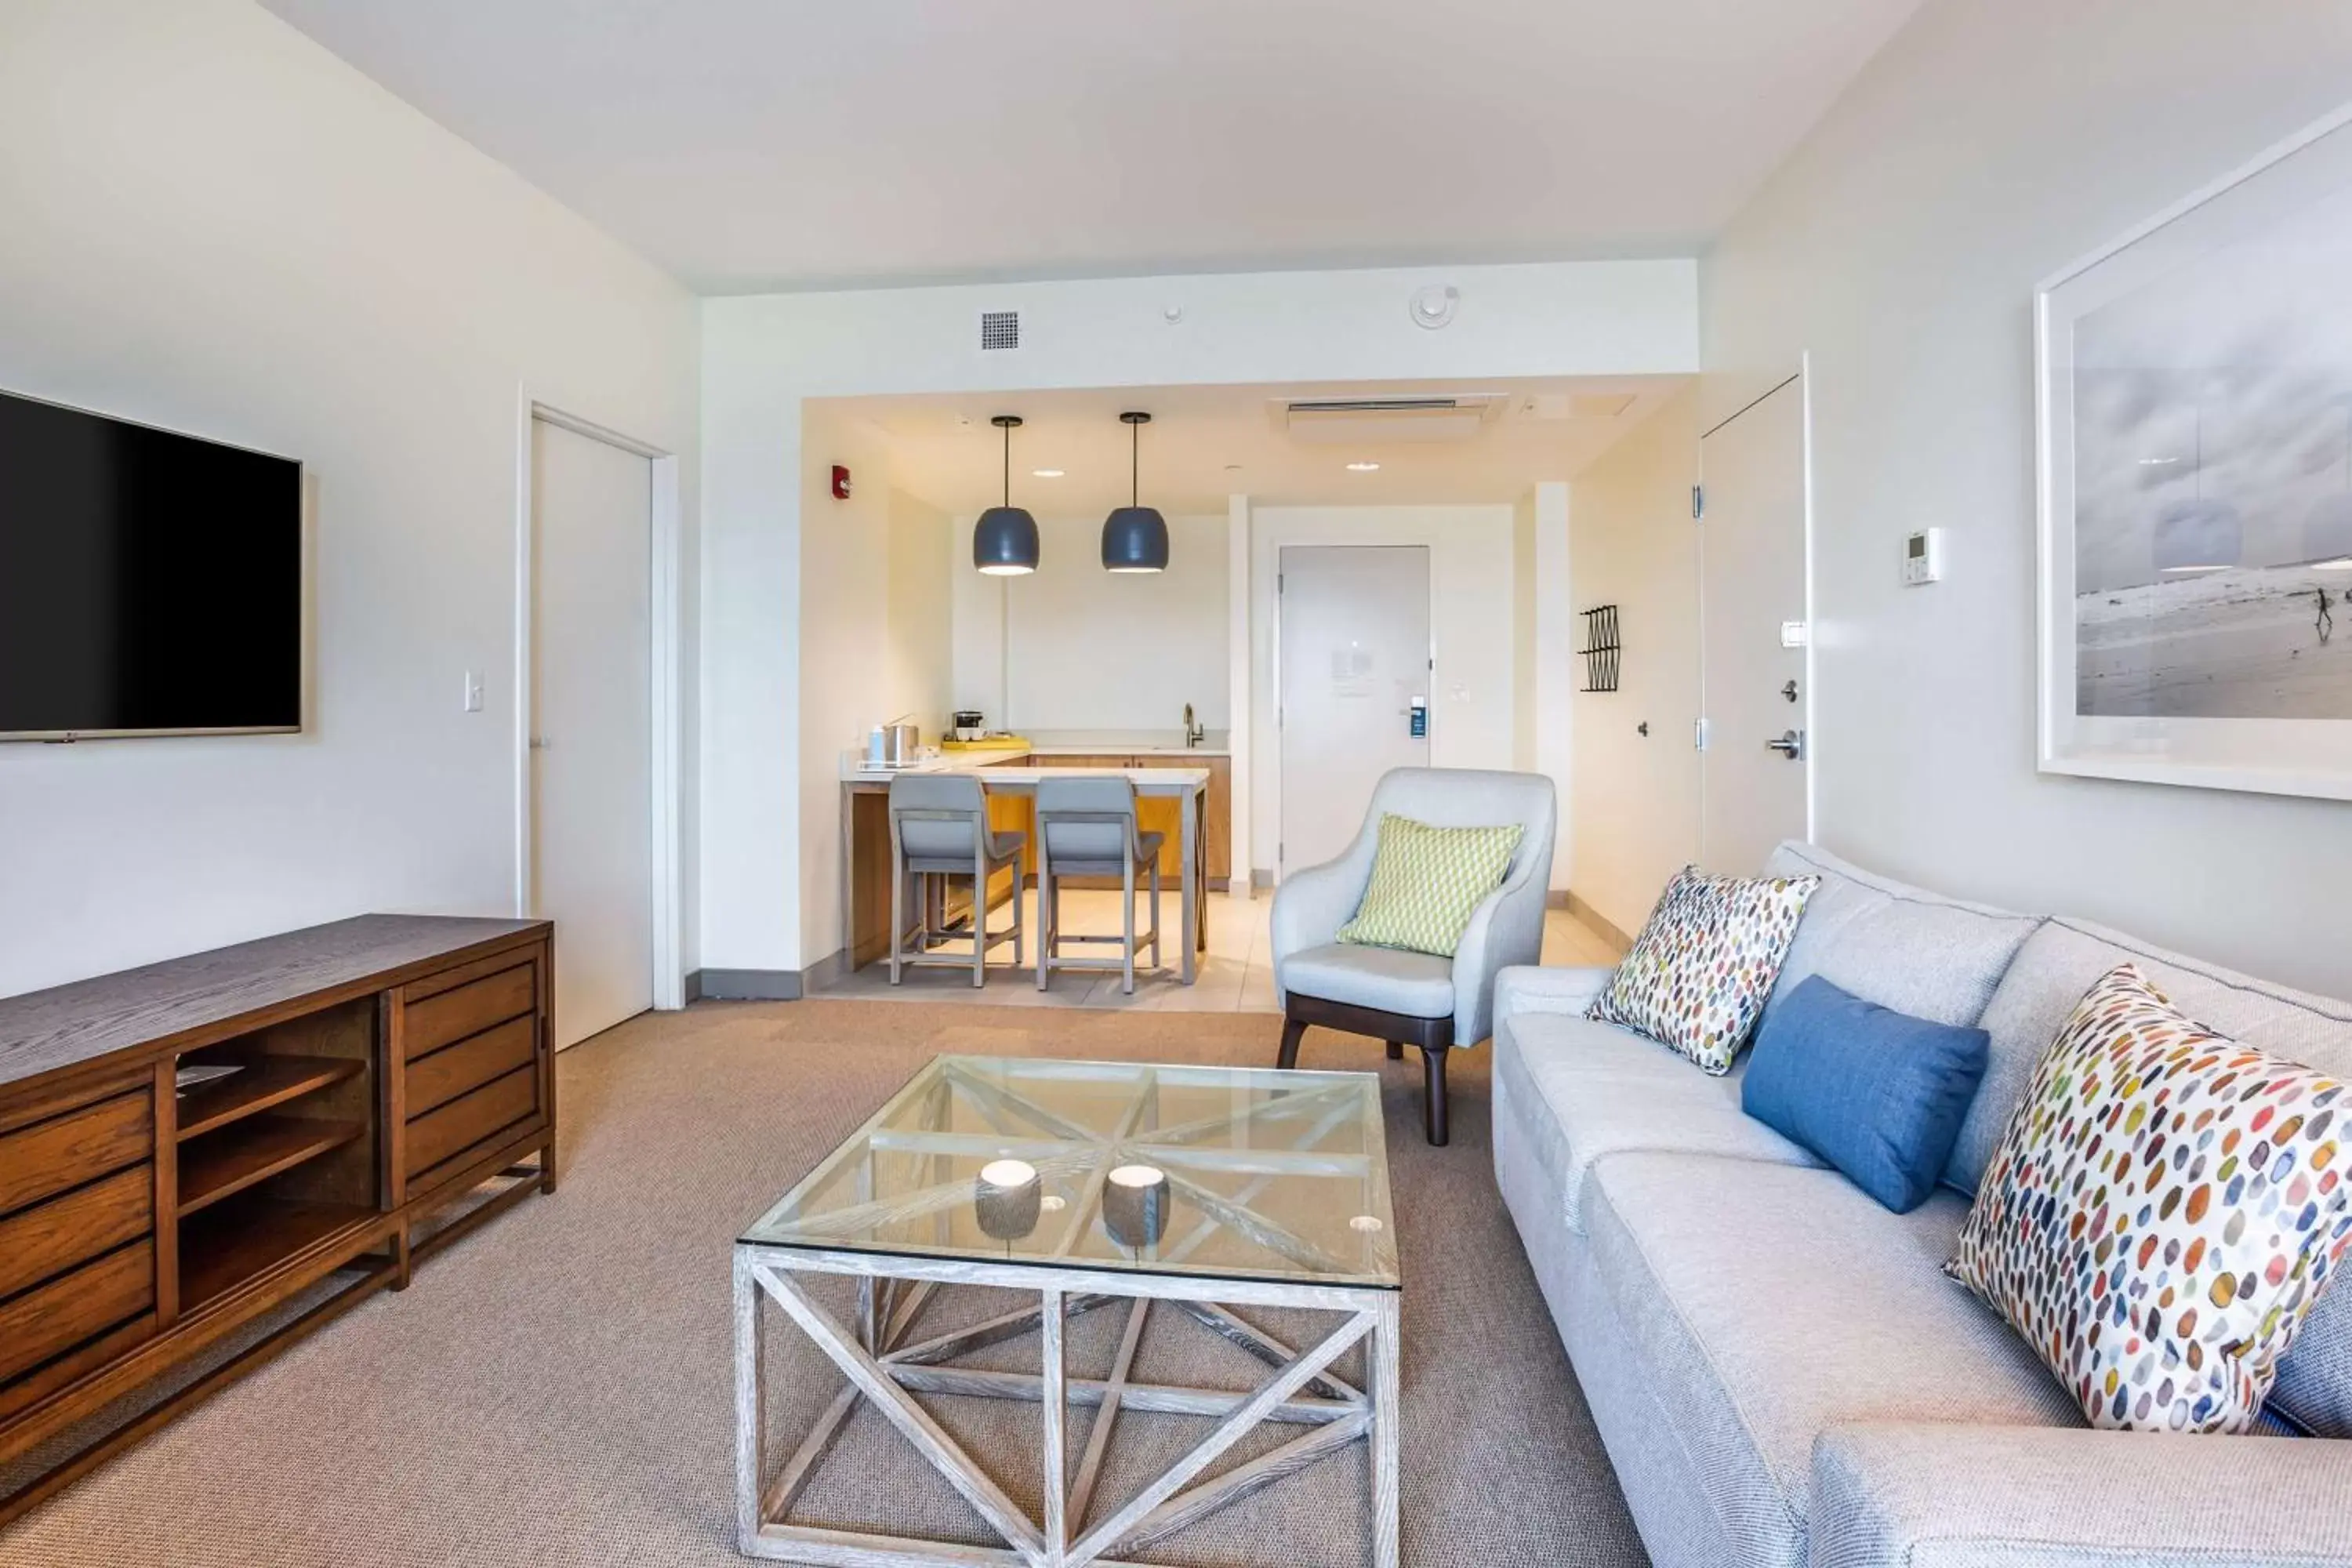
[733,1244,1401,1568]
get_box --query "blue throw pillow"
[1741,975,1989,1214]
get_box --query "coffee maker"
[950,710,986,742]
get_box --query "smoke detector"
[1408,285,1458,330]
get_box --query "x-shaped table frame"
[731,1062,1400,1567]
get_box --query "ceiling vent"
[978,310,1021,351]
[1269,394,1505,445]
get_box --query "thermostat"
[1903,528,1944,586]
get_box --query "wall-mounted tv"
[0,388,302,741]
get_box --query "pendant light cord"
[1131,419,1138,505]
[1003,420,1011,506]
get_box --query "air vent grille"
[979,310,1020,351]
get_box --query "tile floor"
[813,884,1626,1013]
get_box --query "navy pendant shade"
[1102,411,1169,572]
[974,414,1039,575]
[1102,506,1169,572]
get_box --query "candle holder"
[974,1158,1042,1247]
[1102,1163,1171,1253]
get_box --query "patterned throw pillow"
[1335,815,1524,959]
[1585,866,1818,1074]
[1946,964,2352,1433]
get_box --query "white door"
[1278,545,1432,876]
[530,418,654,1047]
[1699,376,1811,875]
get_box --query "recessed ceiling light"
[1346,461,1381,473]
[1031,468,1064,478]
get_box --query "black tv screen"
[0,389,301,739]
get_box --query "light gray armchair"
[1270,767,1557,1144]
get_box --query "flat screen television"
[0,388,302,740]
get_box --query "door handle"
[529,735,552,750]
[1764,729,1806,760]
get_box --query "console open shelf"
[176,1056,365,1142]
[178,1195,377,1314]
[176,1115,365,1217]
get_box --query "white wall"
[949,513,1229,737]
[0,0,699,999]
[1568,384,1702,938]
[1703,0,2352,995]
[796,408,895,971]
[1249,505,1518,880]
[885,488,954,733]
[704,260,1700,971]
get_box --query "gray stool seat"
[1034,778,1160,994]
[888,774,1025,989]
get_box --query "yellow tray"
[938,736,1031,752]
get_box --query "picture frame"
[2037,101,2352,800]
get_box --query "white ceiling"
[826,376,1688,517]
[259,0,1922,293]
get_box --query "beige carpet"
[1,1000,1646,1567]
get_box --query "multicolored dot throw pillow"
[1335,815,1524,960]
[1946,964,2352,1433]
[1584,866,1818,1074]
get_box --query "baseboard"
[1544,890,1570,909]
[686,967,803,1002]
[800,949,850,993]
[1563,892,1635,955]
[1251,869,1274,892]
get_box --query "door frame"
[1697,354,1818,851]
[514,394,687,1015]
[1271,542,1436,880]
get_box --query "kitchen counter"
[842,756,1212,784]
[1018,744,1231,758]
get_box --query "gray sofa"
[1492,840,2352,1568]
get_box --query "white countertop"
[842,756,1210,786]
[1015,744,1231,758]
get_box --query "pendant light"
[1101,411,1170,572]
[973,415,1040,575]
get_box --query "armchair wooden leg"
[1276,1014,1307,1071]
[1385,1040,1403,1061]
[1421,1044,1452,1146]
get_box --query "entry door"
[1699,376,1811,874]
[530,418,654,1047]
[1278,546,1432,875]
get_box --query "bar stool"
[888,775,1025,988]
[1034,775,1161,994]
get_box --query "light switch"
[463,670,484,713]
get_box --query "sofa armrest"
[1813,1421,2352,1567]
[1492,964,1614,1027]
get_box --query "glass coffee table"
[733,1054,1402,1568]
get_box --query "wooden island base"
[0,915,557,1526]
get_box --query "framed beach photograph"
[2038,103,2352,800]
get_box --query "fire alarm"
[831,465,852,500]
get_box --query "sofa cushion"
[1588,866,1820,1074]
[1581,1153,2085,1565]
[1495,1012,1821,1234]
[1742,975,1989,1214]
[1277,942,1454,1019]
[1762,840,2038,1028]
[1966,921,2352,1448]
[1947,964,2352,1434]
[1969,924,2352,1439]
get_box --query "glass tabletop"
[741,1056,1399,1289]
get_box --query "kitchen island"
[840,756,1212,983]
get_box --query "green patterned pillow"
[1335,815,1524,959]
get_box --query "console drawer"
[0,1165,154,1303]
[0,1091,153,1218]
[0,1240,156,1385]
[406,1014,536,1117]
[402,962,535,1062]
[405,1064,539,1182]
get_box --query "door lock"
[1764,729,1806,760]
